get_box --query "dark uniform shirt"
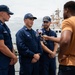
[16,26,42,63]
[40,28,57,75]
[42,28,57,55]
[0,21,13,69]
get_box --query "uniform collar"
[0,20,3,25]
[24,26,32,31]
[43,28,51,32]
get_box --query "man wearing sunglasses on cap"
[39,16,58,75]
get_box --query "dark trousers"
[0,65,15,75]
[8,65,15,75]
[40,57,56,75]
[0,68,9,75]
[58,65,75,75]
[19,61,39,75]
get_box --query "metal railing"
[15,55,59,75]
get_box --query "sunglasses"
[43,21,48,23]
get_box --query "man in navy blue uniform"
[0,5,17,75]
[16,13,42,75]
[39,16,58,75]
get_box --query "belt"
[59,65,75,71]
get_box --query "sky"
[0,0,75,42]
[0,0,74,19]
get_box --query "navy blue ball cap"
[43,16,51,22]
[24,13,37,19]
[0,5,14,15]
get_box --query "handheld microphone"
[37,29,47,45]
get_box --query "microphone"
[36,29,47,45]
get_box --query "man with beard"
[39,16,58,75]
[41,1,75,75]
[58,1,75,75]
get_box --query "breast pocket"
[25,35,33,42]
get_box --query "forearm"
[41,41,52,54]
[53,42,58,52]
[0,45,15,58]
[48,37,60,43]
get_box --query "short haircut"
[64,1,75,11]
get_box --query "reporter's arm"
[48,37,60,43]
[53,42,58,53]
[43,35,60,43]
[41,41,53,54]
